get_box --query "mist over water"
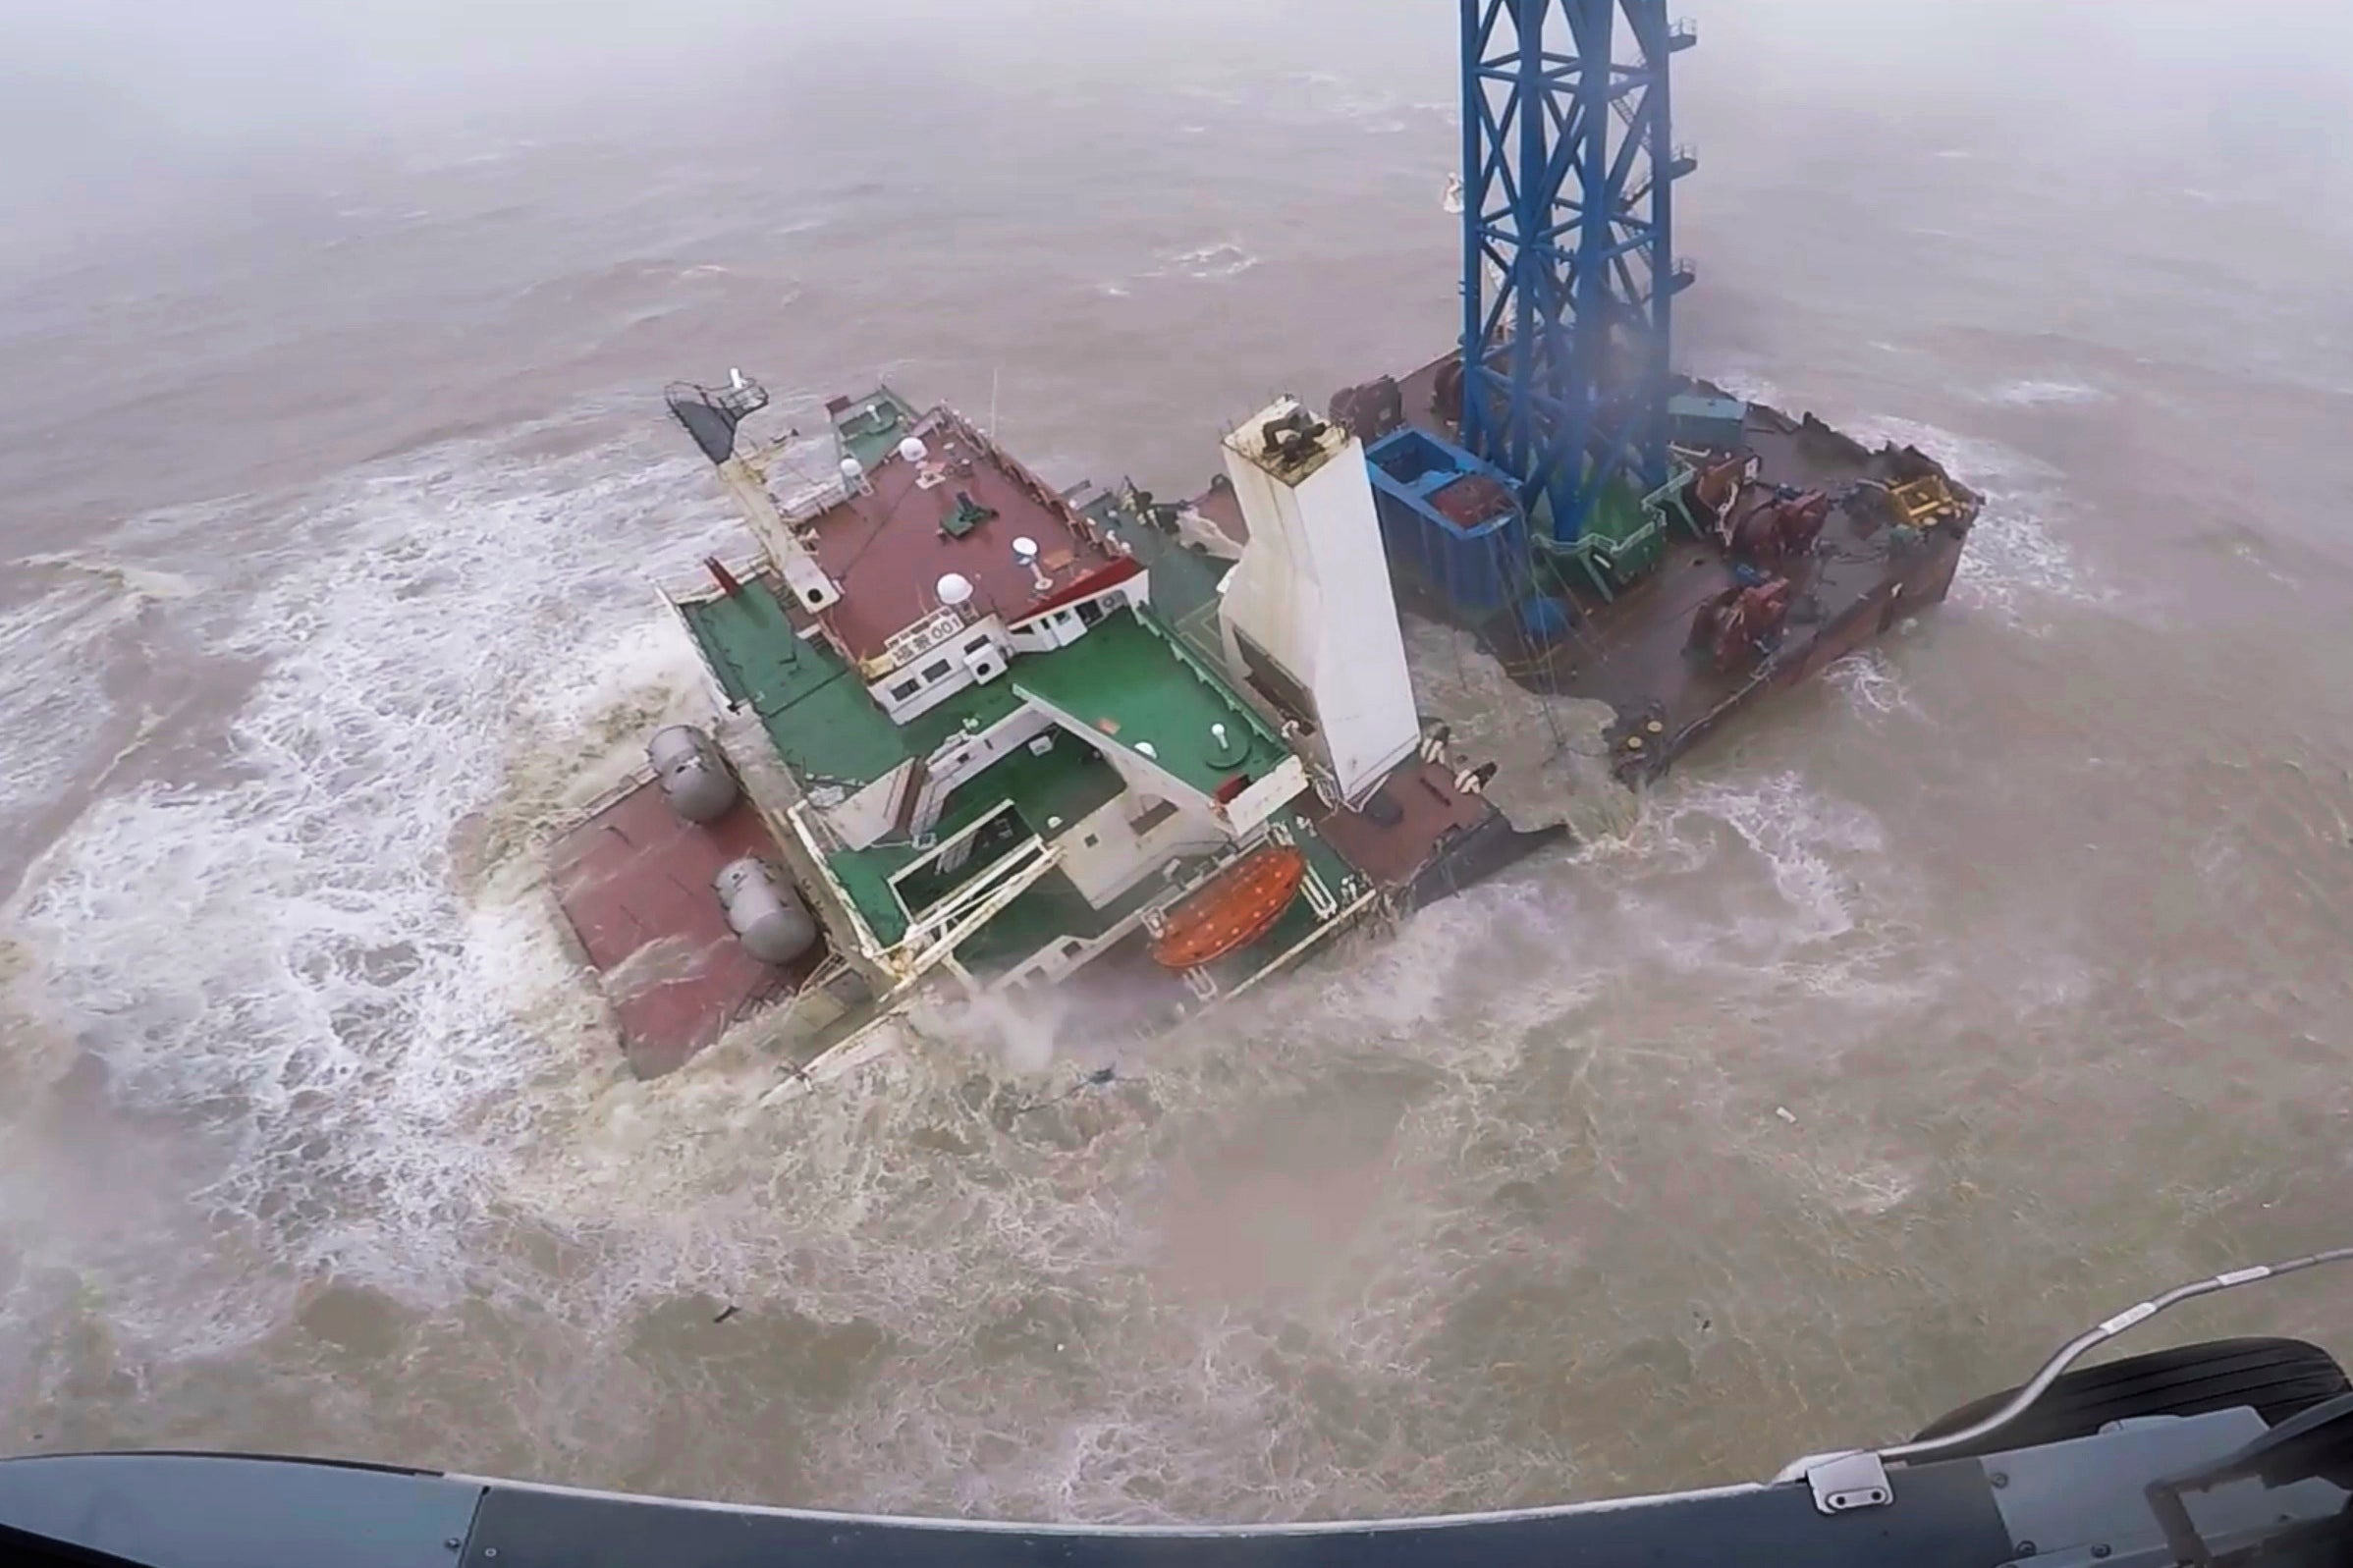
[4,0,2353,1522]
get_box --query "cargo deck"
[1385,358,1976,778]
[547,779,825,1077]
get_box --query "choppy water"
[4,0,2352,1524]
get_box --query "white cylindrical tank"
[647,726,738,824]
[713,858,818,966]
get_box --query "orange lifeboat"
[1149,844,1308,970]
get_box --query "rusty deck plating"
[546,779,824,1077]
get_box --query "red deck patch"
[546,781,818,1077]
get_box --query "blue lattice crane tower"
[1457,0,1696,544]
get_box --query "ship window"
[1082,833,1099,847]
[888,676,921,701]
[1077,598,1106,626]
[964,634,993,654]
[921,658,953,681]
[1130,798,1177,834]
[1062,940,1084,957]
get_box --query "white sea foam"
[1843,411,2105,620]
[1629,771,1891,952]
[1978,377,2107,407]
[1824,648,1915,723]
[5,421,739,1341]
[1154,242,1258,281]
[0,578,124,829]
[0,543,231,852]
[2,406,1941,1513]
[18,552,202,603]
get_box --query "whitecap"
[1153,242,1258,281]
[1840,412,2104,619]
[1824,649,1915,723]
[6,422,741,1344]
[1978,378,2107,407]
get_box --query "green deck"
[1199,805,1365,989]
[679,581,910,789]
[680,577,1024,791]
[825,730,1126,947]
[808,602,1302,967]
[679,504,1331,982]
[1012,609,1287,795]
[834,388,922,472]
[951,868,1115,970]
[1089,490,1231,668]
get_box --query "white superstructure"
[1216,398,1421,804]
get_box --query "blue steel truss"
[1457,0,1696,542]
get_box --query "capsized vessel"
[540,0,1985,1080]
[546,366,1972,1080]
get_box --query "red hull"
[547,780,821,1077]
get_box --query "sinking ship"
[543,7,1981,1082]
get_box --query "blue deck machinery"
[1362,2,1702,640]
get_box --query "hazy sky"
[4,1,2348,246]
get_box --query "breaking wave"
[1842,412,2107,622]
[1633,770,1890,950]
[1976,378,2107,407]
[3,418,739,1333]
[1824,649,1916,724]
[0,574,129,837]
[0,402,1951,1511]
[1153,242,1259,282]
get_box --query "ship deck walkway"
[680,575,1031,791]
[1087,488,1233,671]
[825,734,1126,948]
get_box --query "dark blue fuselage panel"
[0,1451,2017,1568]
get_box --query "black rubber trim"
[22,1448,441,1477]
[0,1518,158,1568]
[1912,1336,2352,1458]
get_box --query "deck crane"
[1454,0,1697,546]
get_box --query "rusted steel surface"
[1389,353,1978,781]
[1689,577,1795,672]
[547,780,820,1078]
[1430,472,1517,530]
[1309,757,1496,888]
